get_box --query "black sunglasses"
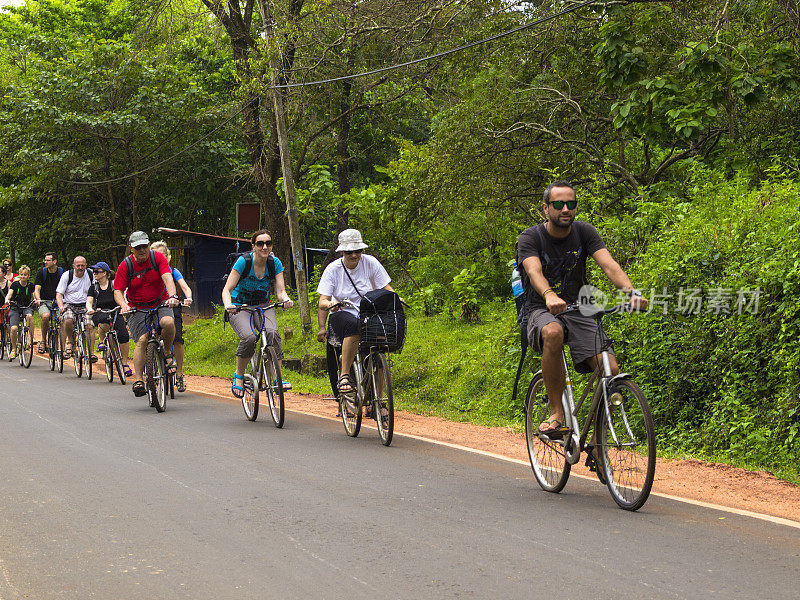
[254,239,273,248]
[548,200,578,210]
[343,249,363,255]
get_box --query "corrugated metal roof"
[156,227,250,243]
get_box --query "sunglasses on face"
[548,200,578,210]
[343,250,362,256]
[254,239,273,248]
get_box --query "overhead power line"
[64,0,599,187]
[273,0,598,89]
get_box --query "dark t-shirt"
[88,279,117,310]
[517,221,606,309]
[10,281,35,307]
[34,267,62,301]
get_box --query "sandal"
[337,374,354,394]
[538,417,567,438]
[231,373,245,399]
[37,343,46,354]
[90,354,98,363]
[97,342,106,352]
[132,380,147,397]
[165,355,177,375]
[63,344,73,360]
[176,374,186,393]
[123,364,133,378]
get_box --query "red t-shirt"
[113,251,172,308]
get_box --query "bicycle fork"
[559,351,582,465]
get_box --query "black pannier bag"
[359,289,406,352]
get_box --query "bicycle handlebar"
[559,302,647,317]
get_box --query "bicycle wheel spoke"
[369,353,394,446]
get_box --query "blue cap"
[90,261,111,272]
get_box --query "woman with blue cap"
[86,261,131,376]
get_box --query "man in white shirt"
[56,255,95,362]
[317,229,395,394]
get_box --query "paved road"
[0,359,798,600]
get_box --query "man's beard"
[548,213,574,230]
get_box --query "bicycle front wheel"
[0,324,5,360]
[369,353,394,446]
[595,379,656,511]
[20,326,31,367]
[55,333,63,373]
[5,326,13,362]
[103,342,113,382]
[524,373,571,493]
[242,373,259,421]
[262,347,285,428]
[83,332,92,380]
[146,343,167,413]
[74,333,83,377]
[110,335,126,384]
[48,329,56,371]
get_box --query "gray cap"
[129,231,150,247]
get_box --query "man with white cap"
[317,229,397,395]
[113,231,179,398]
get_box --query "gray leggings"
[229,305,282,360]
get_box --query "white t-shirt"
[56,270,92,305]
[317,255,391,316]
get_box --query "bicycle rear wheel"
[21,325,33,368]
[369,353,394,446]
[524,373,571,493]
[146,342,167,413]
[595,379,656,511]
[262,346,285,428]
[0,323,5,360]
[242,374,259,421]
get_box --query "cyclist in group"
[5,265,35,359]
[516,180,648,437]
[55,255,96,362]
[2,258,16,291]
[86,261,132,378]
[33,251,63,354]
[113,231,179,398]
[316,229,396,395]
[221,229,293,399]
[151,241,193,393]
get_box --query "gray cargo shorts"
[526,307,614,373]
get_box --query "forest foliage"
[1,0,799,477]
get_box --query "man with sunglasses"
[517,180,648,437]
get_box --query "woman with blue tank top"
[221,229,294,398]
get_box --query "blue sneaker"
[274,379,292,391]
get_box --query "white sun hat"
[336,229,369,252]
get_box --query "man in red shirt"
[114,231,180,397]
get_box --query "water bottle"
[511,262,524,298]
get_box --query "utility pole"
[256,0,312,333]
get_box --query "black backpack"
[358,289,406,352]
[123,251,160,281]
[65,267,94,287]
[224,251,275,282]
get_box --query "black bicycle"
[40,303,63,372]
[93,307,127,384]
[68,306,92,380]
[0,304,8,360]
[125,304,178,412]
